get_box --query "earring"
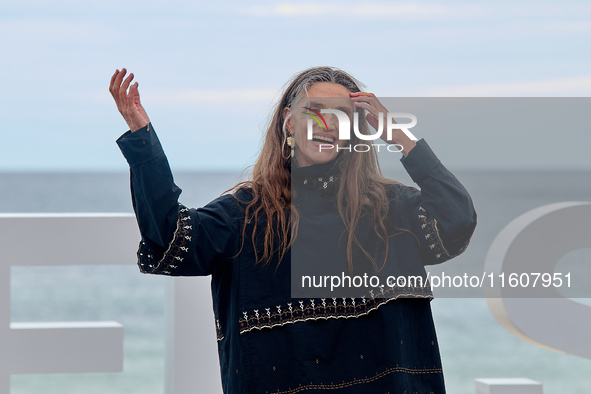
[282,116,294,159]
[286,134,294,157]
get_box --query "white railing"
[0,213,222,394]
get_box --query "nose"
[324,113,340,134]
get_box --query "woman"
[111,66,477,393]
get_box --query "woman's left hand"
[349,92,416,156]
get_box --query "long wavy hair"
[229,66,409,274]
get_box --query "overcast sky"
[1,0,590,172]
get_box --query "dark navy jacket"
[117,123,477,393]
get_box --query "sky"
[0,0,590,172]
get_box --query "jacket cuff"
[399,138,442,183]
[116,122,164,167]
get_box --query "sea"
[1,170,590,394]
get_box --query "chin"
[316,152,337,162]
[311,151,339,165]
[295,150,337,167]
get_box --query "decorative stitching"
[432,217,470,259]
[266,365,443,393]
[216,319,224,342]
[416,205,470,262]
[137,203,192,275]
[239,286,433,335]
[301,174,338,190]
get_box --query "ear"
[282,107,292,134]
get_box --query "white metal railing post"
[0,213,222,393]
[165,277,222,394]
[474,378,543,393]
[0,214,135,393]
[0,264,10,392]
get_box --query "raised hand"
[349,91,416,156]
[109,68,150,132]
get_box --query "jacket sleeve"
[397,138,477,266]
[116,123,240,276]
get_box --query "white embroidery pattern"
[216,319,224,342]
[416,205,470,262]
[267,366,442,394]
[301,174,338,190]
[137,203,192,275]
[239,286,433,335]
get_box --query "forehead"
[296,82,354,110]
[306,82,351,97]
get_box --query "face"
[285,82,355,167]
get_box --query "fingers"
[350,92,376,102]
[351,101,375,114]
[109,68,129,113]
[131,82,148,117]
[111,68,134,118]
[119,71,134,106]
[349,91,376,97]
[109,68,132,97]
[127,80,150,131]
[350,91,376,106]
[350,92,377,107]
[127,82,139,113]
[351,97,381,112]
[366,112,379,123]
[109,68,139,128]
[130,82,141,105]
[109,69,123,109]
[109,69,119,95]
[350,91,387,114]
[111,68,127,96]
[349,92,390,132]
[118,74,135,126]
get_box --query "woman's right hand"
[109,68,150,132]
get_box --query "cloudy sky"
[0,0,590,171]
